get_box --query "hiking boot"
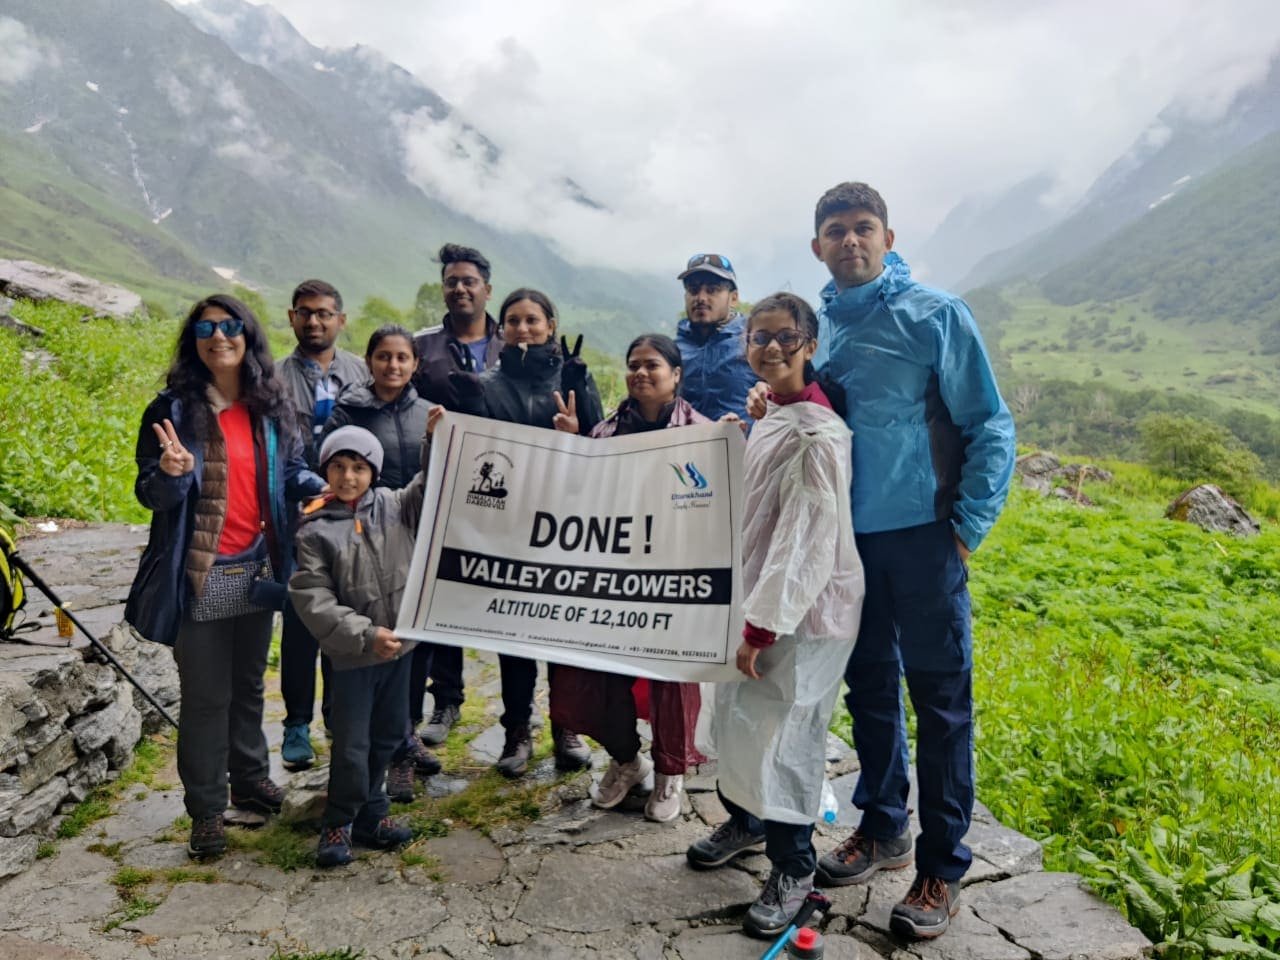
[407,738,442,777]
[353,816,413,850]
[743,868,815,939]
[386,758,415,803]
[187,814,226,860]
[644,773,684,823]
[686,816,767,870]
[281,723,315,770]
[552,725,592,772]
[816,827,912,886]
[230,777,285,816]
[496,724,532,778]
[890,874,962,939]
[591,754,654,809]
[317,824,353,867]
[419,703,461,745]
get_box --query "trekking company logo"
[467,451,515,510]
[668,462,709,490]
[669,461,713,509]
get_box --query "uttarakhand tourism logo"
[466,451,515,510]
[669,461,713,505]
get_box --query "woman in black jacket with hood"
[452,288,604,778]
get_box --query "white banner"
[397,413,746,682]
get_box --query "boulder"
[1016,451,1109,503]
[1166,484,1260,537]
[0,259,144,319]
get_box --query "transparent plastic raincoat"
[714,398,865,824]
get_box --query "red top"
[217,403,260,555]
[768,380,833,410]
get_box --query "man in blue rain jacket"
[803,183,1015,940]
[674,253,758,423]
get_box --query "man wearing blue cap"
[675,253,757,423]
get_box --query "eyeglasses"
[686,253,733,273]
[292,307,340,322]
[748,329,809,350]
[443,276,484,290]
[193,318,245,339]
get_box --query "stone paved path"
[0,524,1153,959]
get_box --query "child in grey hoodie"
[289,423,433,867]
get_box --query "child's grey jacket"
[288,470,426,671]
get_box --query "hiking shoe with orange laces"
[317,824,353,868]
[816,826,912,885]
[187,814,226,860]
[890,873,961,939]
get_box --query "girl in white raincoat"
[686,293,865,940]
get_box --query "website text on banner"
[397,413,746,682]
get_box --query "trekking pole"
[759,890,832,960]
[7,551,178,730]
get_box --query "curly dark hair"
[165,294,291,436]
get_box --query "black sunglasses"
[193,318,246,339]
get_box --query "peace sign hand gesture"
[560,334,584,361]
[552,390,579,434]
[151,419,195,477]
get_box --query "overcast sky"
[190,0,1280,293]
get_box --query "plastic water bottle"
[818,779,838,824]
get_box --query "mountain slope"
[961,54,1280,292]
[0,0,668,348]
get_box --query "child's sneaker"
[281,722,315,770]
[317,824,353,868]
[686,816,767,869]
[386,758,415,803]
[591,754,654,809]
[742,868,814,939]
[353,817,413,850]
[644,773,683,822]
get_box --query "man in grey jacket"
[277,279,368,770]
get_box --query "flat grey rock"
[425,828,505,885]
[969,873,1152,960]
[284,882,449,952]
[515,850,757,932]
[0,259,144,318]
[903,905,1032,960]
[670,926,862,959]
[127,882,263,936]
[0,933,94,959]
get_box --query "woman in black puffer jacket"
[452,288,604,778]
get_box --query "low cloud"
[255,0,1280,294]
[0,16,57,85]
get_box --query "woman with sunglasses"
[125,294,325,861]
[550,333,708,823]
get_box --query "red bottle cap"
[795,929,818,948]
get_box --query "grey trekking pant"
[174,611,273,819]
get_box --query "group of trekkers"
[123,180,1016,942]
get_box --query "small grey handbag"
[189,539,272,623]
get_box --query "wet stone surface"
[0,525,1152,959]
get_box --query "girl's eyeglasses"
[748,329,809,350]
[193,318,245,339]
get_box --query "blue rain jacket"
[813,252,1015,550]
[675,312,758,422]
